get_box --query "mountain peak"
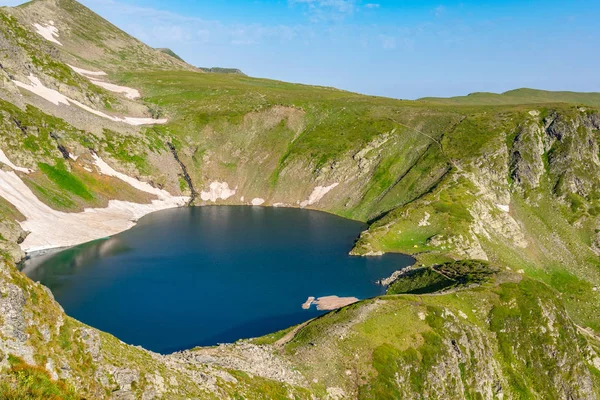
[5,0,194,72]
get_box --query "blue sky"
[4,0,600,98]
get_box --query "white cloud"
[365,3,380,9]
[289,0,357,22]
[291,0,356,13]
[378,34,396,49]
[434,5,446,17]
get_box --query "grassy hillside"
[156,48,185,63]
[0,0,599,398]
[420,88,600,107]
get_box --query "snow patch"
[0,149,32,174]
[32,22,62,46]
[88,80,140,100]
[67,65,107,77]
[13,75,69,106]
[12,75,166,126]
[300,183,338,207]
[92,154,173,200]
[120,117,167,126]
[496,204,510,213]
[0,166,188,253]
[69,64,140,99]
[200,181,236,202]
[251,198,265,206]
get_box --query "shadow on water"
[162,310,318,353]
[22,206,414,354]
[22,238,132,293]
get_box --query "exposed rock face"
[173,342,307,387]
[510,121,545,191]
[428,231,489,260]
[391,309,506,399]
[0,278,35,365]
[353,132,392,177]
[544,113,600,198]
[470,199,528,249]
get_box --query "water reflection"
[23,238,131,289]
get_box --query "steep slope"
[0,0,599,398]
[6,0,195,72]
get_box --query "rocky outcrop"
[510,121,545,191]
[167,142,197,205]
[0,276,35,366]
[544,113,600,198]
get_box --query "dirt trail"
[275,321,310,347]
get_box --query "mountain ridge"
[420,87,600,106]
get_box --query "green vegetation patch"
[38,161,93,201]
[0,356,80,400]
[388,260,497,295]
[488,278,592,398]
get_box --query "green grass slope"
[279,276,600,399]
[156,47,186,63]
[420,88,600,107]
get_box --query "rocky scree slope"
[0,0,599,398]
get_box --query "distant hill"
[420,88,600,107]
[154,50,245,75]
[156,47,185,62]
[199,66,246,76]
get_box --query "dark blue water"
[23,206,413,354]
